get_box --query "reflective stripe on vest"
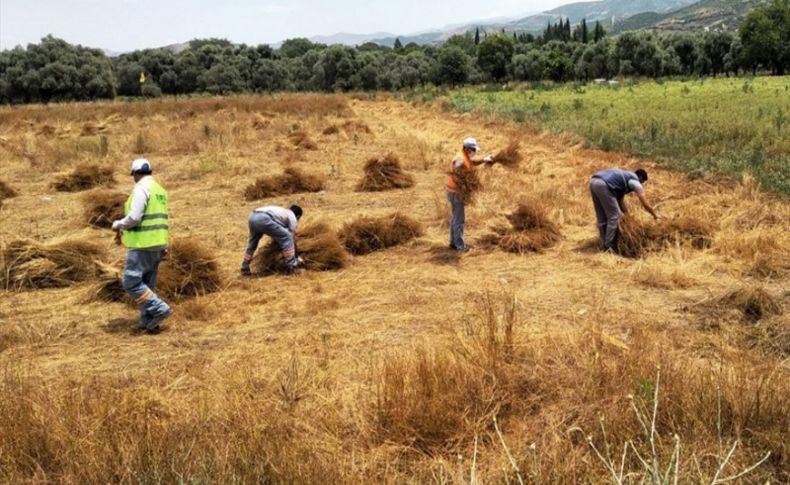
[122,180,169,249]
[446,152,473,193]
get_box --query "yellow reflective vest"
[122,180,169,249]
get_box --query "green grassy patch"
[412,77,790,196]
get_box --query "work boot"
[240,267,252,277]
[146,307,172,333]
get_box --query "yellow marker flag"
[139,72,146,84]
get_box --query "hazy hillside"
[612,0,765,33]
[367,0,698,46]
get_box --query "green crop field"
[413,76,790,196]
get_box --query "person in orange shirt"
[446,137,493,252]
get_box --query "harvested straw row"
[288,130,318,150]
[253,223,348,275]
[339,213,424,255]
[356,155,415,192]
[82,190,126,229]
[479,200,562,254]
[94,238,223,302]
[244,167,326,201]
[0,179,16,209]
[0,179,16,199]
[617,215,715,258]
[1,238,111,290]
[323,120,371,136]
[51,163,116,192]
[719,286,783,322]
[252,114,272,130]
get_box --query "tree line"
[1,0,788,104]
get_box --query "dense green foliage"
[431,76,790,195]
[0,36,115,103]
[0,0,788,103]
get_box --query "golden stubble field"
[0,93,788,483]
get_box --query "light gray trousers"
[242,211,297,270]
[122,248,171,330]
[590,177,622,250]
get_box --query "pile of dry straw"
[244,167,326,201]
[356,154,415,192]
[82,190,126,228]
[1,239,113,290]
[288,130,317,150]
[617,215,715,258]
[96,238,223,302]
[51,163,115,192]
[339,213,424,255]
[479,199,562,253]
[253,223,348,275]
[0,179,17,209]
[450,141,522,204]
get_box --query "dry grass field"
[0,93,788,483]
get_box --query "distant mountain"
[366,0,699,46]
[309,32,396,46]
[611,0,765,33]
[160,42,191,54]
[337,15,531,47]
[544,0,697,23]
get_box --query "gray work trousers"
[590,177,622,250]
[242,211,297,270]
[122,248,171,330]
[447,191,466,249]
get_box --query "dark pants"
[447,191,465,249]
[590,178,622,250]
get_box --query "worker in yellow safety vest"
[445,137,493,252]
[112,159,171,334]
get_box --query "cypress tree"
[581,19,589,43]
[593,21,606,42]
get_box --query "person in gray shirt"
[240,204,303,275]
[590,168,660,251]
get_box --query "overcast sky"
[0,0,571,52]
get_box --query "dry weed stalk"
[573,368,771,485]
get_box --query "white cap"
[130,158,152,175]
[463,137,480,152]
